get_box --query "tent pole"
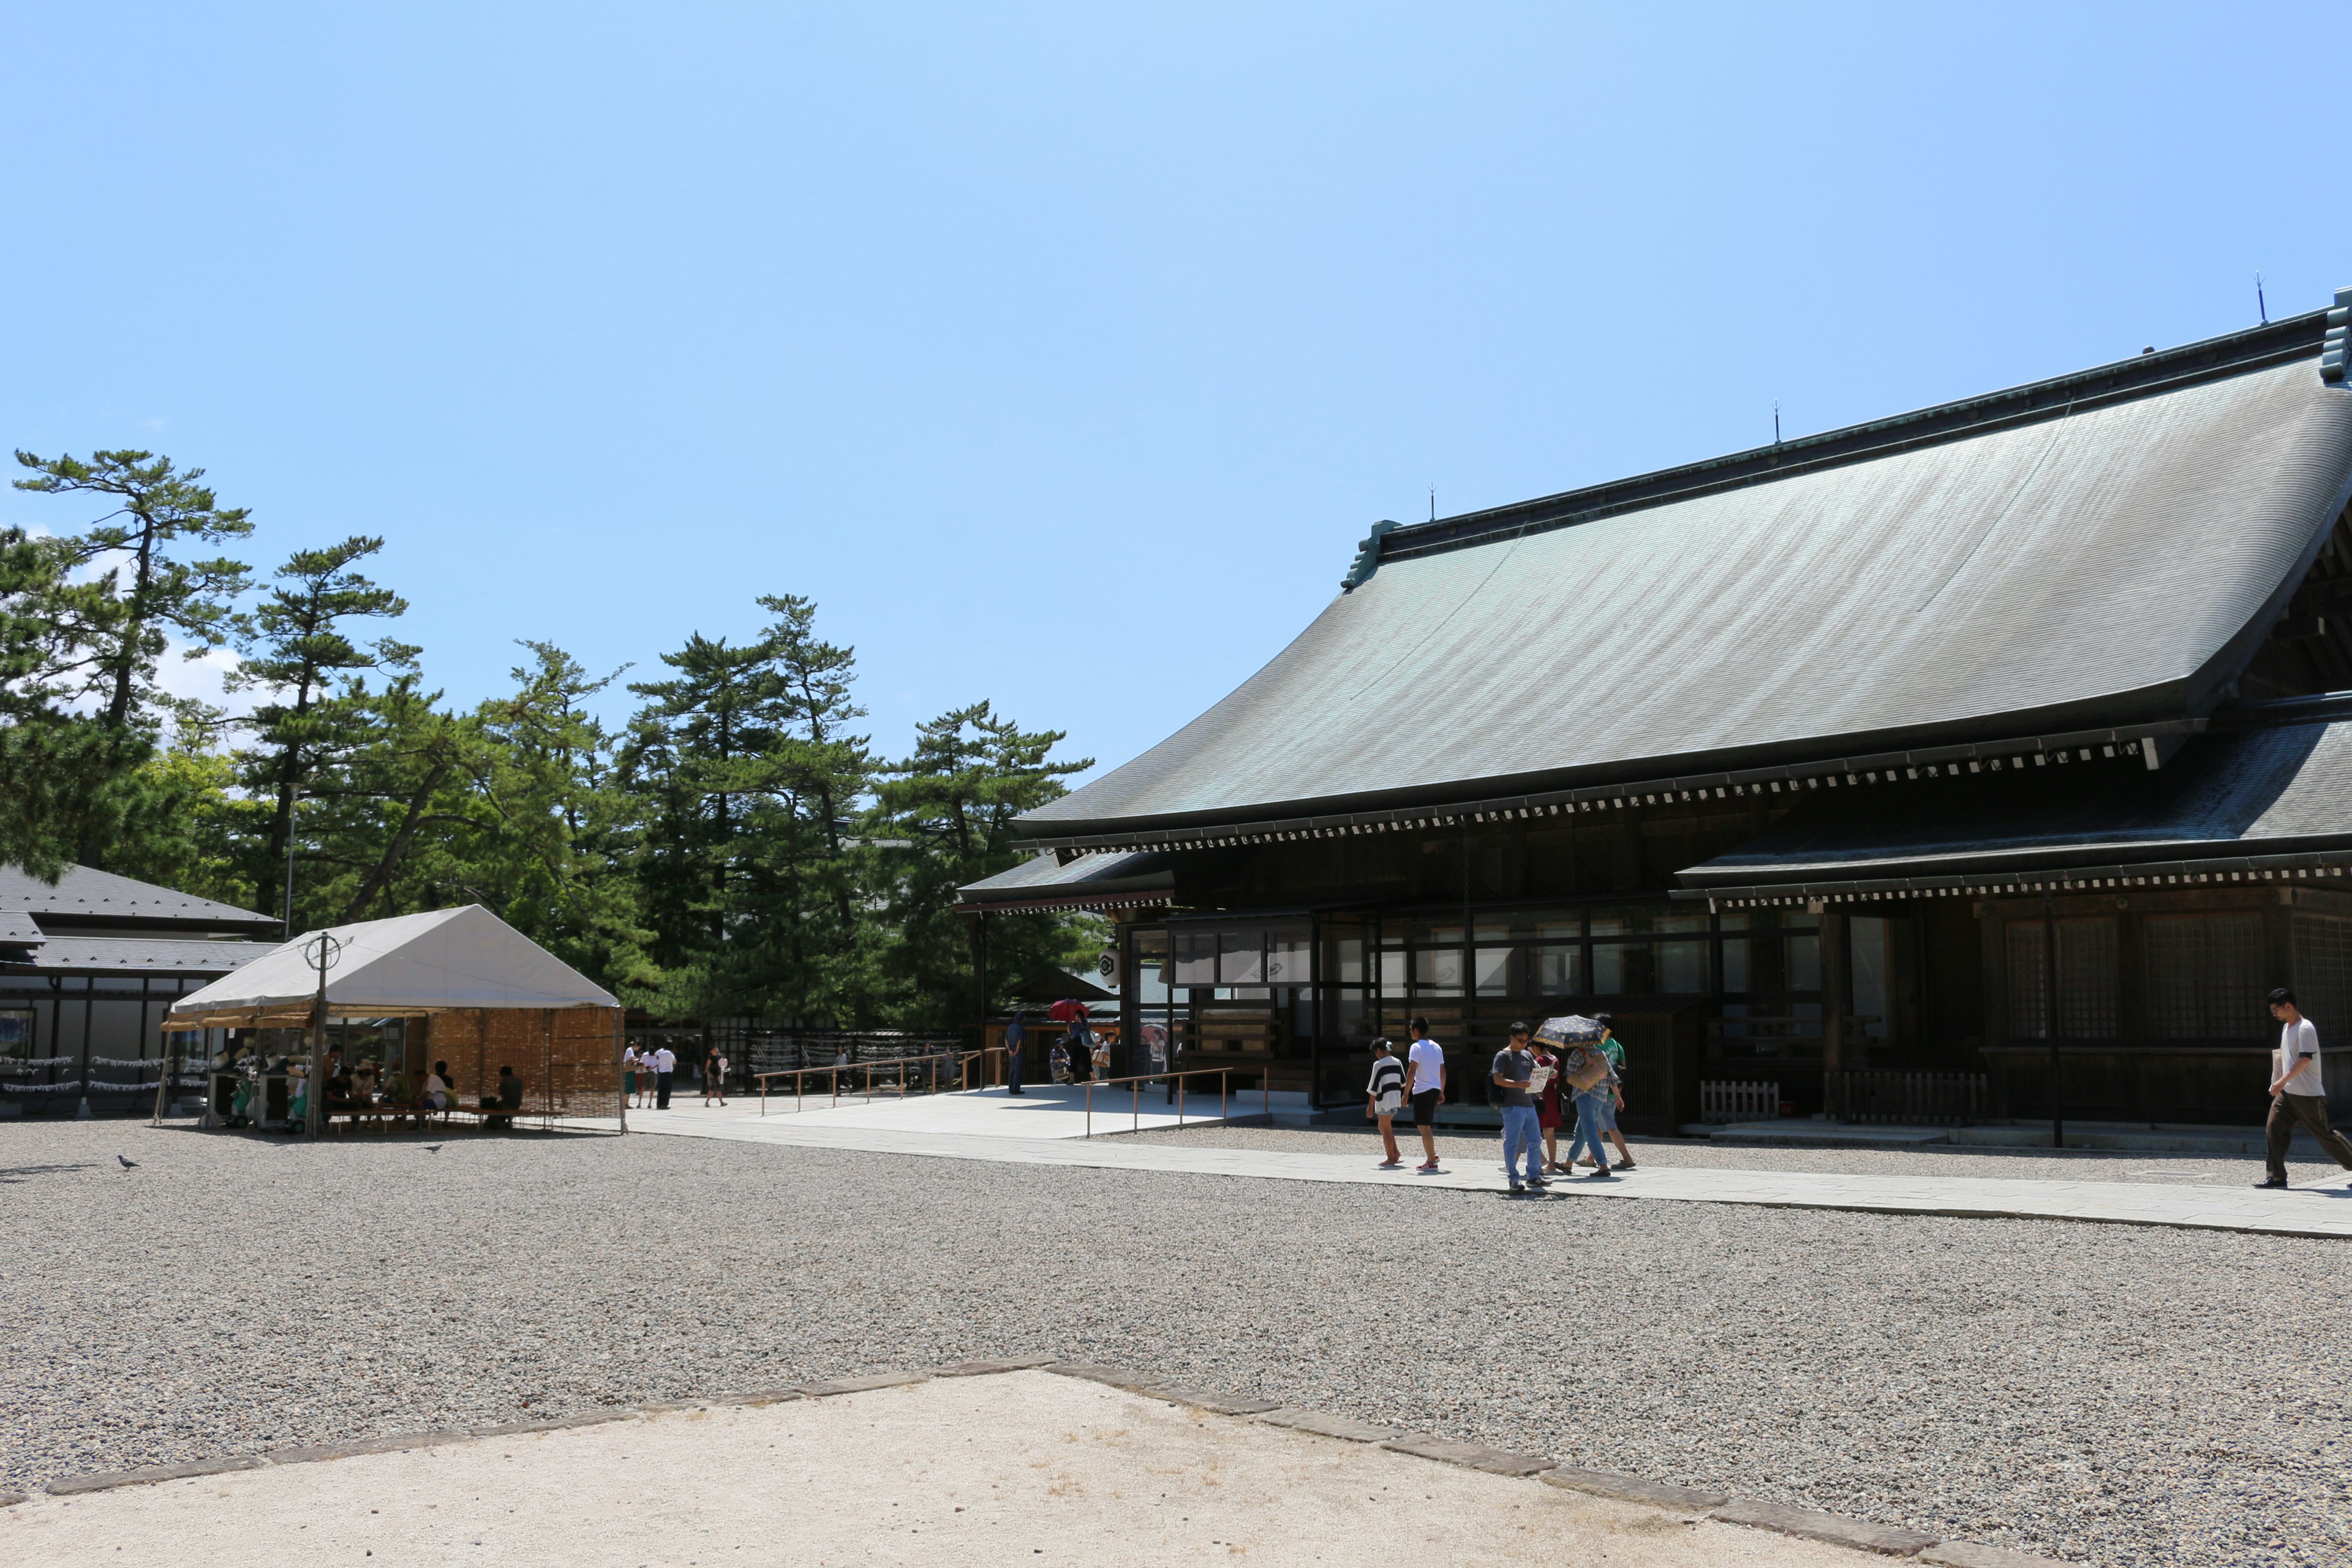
[151,1025,173,1128]
[305,968,328,1140]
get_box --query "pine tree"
[869,702,1096,1027]
[228,536,416,928]
[9,450,254,866]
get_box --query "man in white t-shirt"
[654,1044,677,1110]
[2258,987,2352,1188]
[1404,1017,1446,1175]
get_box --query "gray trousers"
[2266,1092,2352,1183]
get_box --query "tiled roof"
[0,865,276,932]
[1025,313,2352,843]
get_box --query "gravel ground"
[1128,1121,2352,1185]
[4,1119,2348,1568]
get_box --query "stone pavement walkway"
[2,1371,1907,1568]
[633,1080,1244,1140]
[586,1091,2352,1239]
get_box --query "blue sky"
[5,2,2348,782]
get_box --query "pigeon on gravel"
[116,1155,138,1169]
[422,1144,443,1153]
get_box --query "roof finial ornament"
[2324,287,2351,387]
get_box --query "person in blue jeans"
[1490,1022,1547,1193]
[1003,1012,1027,1095]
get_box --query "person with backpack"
[1365,1038,1406,1168]
[1537,1019,1613,1179]
[1583,1015,1637,1171]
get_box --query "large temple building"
[962,289,2352,1133]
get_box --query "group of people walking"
[1365,1015,1635,1191]
[619,1042,731,1110]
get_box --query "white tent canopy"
[166,905,617,1028]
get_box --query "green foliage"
[0,524,143,876]
[230,535,417,918]
[867,701,1099,1023]
[0,445,1096,1026]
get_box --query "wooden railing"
[1079,1067,1259,1139]
[755,1048,1004,1114]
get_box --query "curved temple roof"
[1028,341,2352,843]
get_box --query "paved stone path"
[589,1091,2352,1238]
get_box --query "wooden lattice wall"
[415,1006,620,1118]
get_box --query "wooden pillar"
[1819,905,1847,1119]
[612,1008,628,1134]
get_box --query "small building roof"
[167,905,617,1028]
[1,935,280,975]
[956,851,1173,913]
[1678,711,2352,901]
[1023,314,2352,846]
[0,864,277,934]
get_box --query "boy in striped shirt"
[1366,1039,1408,1168]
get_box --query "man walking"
[1365,1038,1406,1168]
[1405,1017,1446,1174]
[1492,1022,1547,1193]
[2256,988,2352,1189]
[654,1042,676,1110]
[1004,1011,1027,1095]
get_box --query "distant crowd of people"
[1365,1014,1635,1191]
[997,1010,1109,1095]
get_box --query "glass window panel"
[1593,943,1656,993]
[1589,916,1630,938]
[1136,963,1170,1005]
[1413,946,1463,996]
[1655,915,1708,935]
[1657,939,1708,994]
[1265,933,1310,986]
[1789,935,1821,990]
[1474,946,1513,996]
[1327,937,1366,984]
[1719,913,1751,931]
[1537,944,1583,994]
[1721,937,1751,993]
[1850,916,1891,1039]
[1131,929,1169,961]
[1219,932,1264,985]
[0,1007,31,1060]
[1537,919,1581,940]
[1173,932,1216,986]
[1378,948,1406,994]
[1333,993,1368,1042]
